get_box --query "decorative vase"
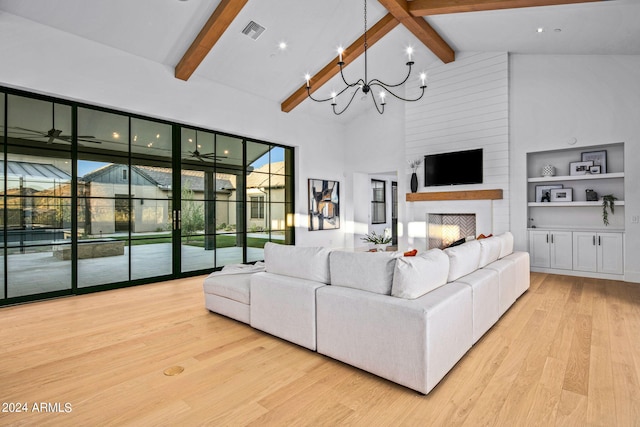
[410,172,418,193]
[374,243,389,252]
[541,165,555,177]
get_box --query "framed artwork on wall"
[308,179,340,231]
[581,150,607,174]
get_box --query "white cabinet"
[529,230,573,270]
[573,232,624,275]
[527,143,626,279]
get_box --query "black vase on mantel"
[410,172,418,193]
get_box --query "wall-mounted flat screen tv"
[424,148,483,187]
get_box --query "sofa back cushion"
[330,251,399,295]
[478,236,502,267]
[391,249,450,299]
[444,240,481,282]
[496,232,514,258]
[264,242,331,283]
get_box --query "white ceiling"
[1,0,639,115]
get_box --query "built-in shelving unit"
[527,142,625,279]
[527,171,624,183]
[528,201,626,207]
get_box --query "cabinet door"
[529,230,550,268]
[550,231,573,270]
[597,233,624,275]
[573,232,597,272]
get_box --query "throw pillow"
[444,240,482,282]
[495,232,514,258]
[477,236,502,267]
[403,249,418,257]
[329,251,400,295]
[264,242,332,283]
[391,249,449,299]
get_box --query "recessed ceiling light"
[537,27,544,33]
[278,41,287,51]
[554,28,562,32]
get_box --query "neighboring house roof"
[246,161,287,189]
[1,161,71,181]
[82,164,235,193]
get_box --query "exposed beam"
[409,0,604,16]
[377,0,455,64]
[175,0,248,81]
[281,13,399,113]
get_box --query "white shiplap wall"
[405,52,510,235]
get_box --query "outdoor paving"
[3,243,265,299]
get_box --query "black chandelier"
[305,0,427,115]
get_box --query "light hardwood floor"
[1,272,639,426]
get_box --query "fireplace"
[428,214,476,249]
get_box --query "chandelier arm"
[332,87,362,115]
[369,90,385,115]
[338,62,363,88]
[368,62,414,89]
[306,84,355,103]
[369,83,427,102]
[306,87,335,103]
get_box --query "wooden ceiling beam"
[377,0,455,64]
[408,0,604,16]
[175,0,249,81]
[281,13,399,113]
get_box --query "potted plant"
[361,228,392,251]
[602,194,617,226]
[408,158,422,193]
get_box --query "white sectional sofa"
[203,232,529,395]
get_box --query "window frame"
[371,179,386,224]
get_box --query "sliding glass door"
[0,86,295,305]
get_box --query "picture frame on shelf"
[550,188,573,202]
[589,165,601,174]
[535,184,563,203]
[569,160,594,176]
[581,150,607,174]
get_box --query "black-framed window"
[250,196,265,219]
[0,85,295,306]
[371,179,386,224]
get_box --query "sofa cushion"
[330,251,399,295]
[444,240,481,282]
[496,232,514,258]
[391,249,449,299]
[264,242,331,283]
[477,236,502,268]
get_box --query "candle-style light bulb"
[379,91,386,104]
[406,46,414,62]
[337,46,344,62]
[420,72,427,87]
[305,73,311,88]
[331,91,337,104]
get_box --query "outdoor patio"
[4,243,265,298]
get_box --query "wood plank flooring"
[0,272,639,426]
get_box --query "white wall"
[510,54,640,282]
[342,104,405,250]
[403,52,510,249]
[0,12,346,248]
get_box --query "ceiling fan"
[186,136,226,162]
[9,127,101,144]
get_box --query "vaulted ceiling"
[1,0,639,117]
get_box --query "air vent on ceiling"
[242,21,266,40]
